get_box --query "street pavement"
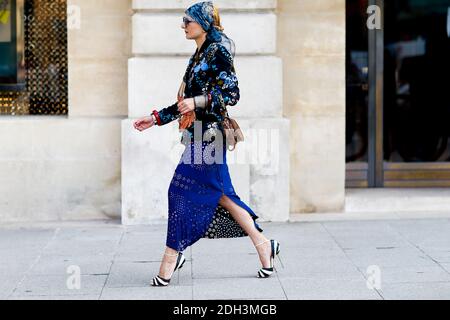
[1,217,450,300]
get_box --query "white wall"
[0,0,131,222]
[122,0,290,224]
[278,0,346,213]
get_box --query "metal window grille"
[0,0,68,115]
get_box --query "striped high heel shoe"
[255,239,284,278]
[151,251,186,287]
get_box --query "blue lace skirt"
[165,126,263,252]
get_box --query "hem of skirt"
[165,242,179,251]
[166,193,264,252]
[223,193,264,233]
[203,192,264,237]
[166,191,263,252]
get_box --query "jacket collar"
[195,37,213,58]
[184,37,215,82]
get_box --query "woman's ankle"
[253,236,269,248]
[164,247,178,256]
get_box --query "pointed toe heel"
[151,251,186,287]
[255,239,283,278]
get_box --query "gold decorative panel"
[0,0,68,115]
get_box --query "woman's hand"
[177,98,195,114]
[133,116,155,131]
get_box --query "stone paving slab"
[361,265,450,284]
[28,255,113,276]
[0,275,25,299]
[441,263,450,273]
[100,285,193,300]
[378,282,450,300]
[10,274,107,297]
[8,294,101,300]
[277,255,361,275]
[192,277,286,300]
[278,277,382,300]
[105,260,193,288]
[1,218,450,300]
[192,252,262,279]
[342,247,436,268]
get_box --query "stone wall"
[0,0,131,222]
[122,0,290,224]
[278,0,346,213]
[0,0,346,223]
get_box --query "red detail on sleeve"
[152,109,162,126]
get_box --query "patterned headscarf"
[185,1,235,58]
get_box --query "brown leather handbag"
[222,109,244,151]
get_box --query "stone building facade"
[0,0,346,223]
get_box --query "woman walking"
[133,1,283,287]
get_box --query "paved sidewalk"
[1,217,450,300]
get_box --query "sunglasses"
[182,16,195,27]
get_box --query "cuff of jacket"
[193,93,212,109]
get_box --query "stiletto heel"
[176,256,186,284]
[151,251,186,287]
[276,252,285,269]
[255,239,283,278]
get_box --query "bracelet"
[151,109,162,126]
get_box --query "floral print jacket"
[153,37,240,142]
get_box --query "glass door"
[346,0,370,187]
[346,0,450,187]
[383,0,450,187]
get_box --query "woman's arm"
[152,102,180,126]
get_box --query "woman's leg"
[218,195,272,268]
[157,246,179,279]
